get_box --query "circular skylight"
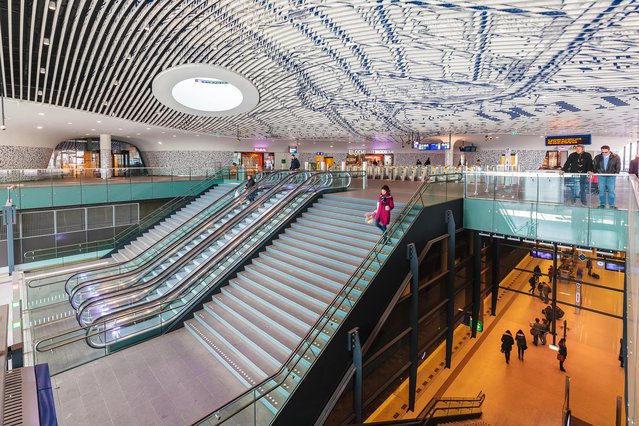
[171,78,244,112]
[153,64,259,116]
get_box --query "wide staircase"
[184,194,409,412]
[112,182,239,263]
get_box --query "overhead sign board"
[545,134,591,146]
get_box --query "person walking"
[540,319,549,346]
[558,338,568,372]
[531,318,543,346]
[416,159,422,166]
[528,275,537,294]
[425,157,431,166]
[592,145,621,209]
[245,175,256,202]
[586,258,593,276]
[373,185,394,244]
[542,282,552,304]
[501,330,515,364]
[562,144,593,205]
[515,329,527,361]
[537,280,545,301]
[619,338,625,368]
[533,264,542,278]
[289,155,301,170]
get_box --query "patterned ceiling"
[1,0,638,140]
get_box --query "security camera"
[0,125,6,131]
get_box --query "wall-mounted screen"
[532,250,554,260]
[545,135,591,146]
[605,262,625,272]
[289,147,298,154]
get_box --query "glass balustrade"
[195,173,463,425]
[464,171,630,251]
[32,171,362,374]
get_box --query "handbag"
[557,354,566,362]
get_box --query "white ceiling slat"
[1,0,639,138]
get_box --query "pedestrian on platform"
[540,319,549,346]
[542,282,552,304]
[528,275,537,294]
[548,264,554,278]
[586,258,593,276]
[373,185,394,244]
[515,329,527,361]
[289,155,301,170]
[501,330,515,364]
[592,145,621,209]
[531,318,543,346]
[619,338,625,368]
[537,280,545,301]
[533,264,542,278]
[561,144,593,206]
[558,338,568,372]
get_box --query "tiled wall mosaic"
[141,151,233,169]
[0,146,53,169]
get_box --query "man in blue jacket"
[592,145,621,209]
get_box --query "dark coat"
[501,333,515,352]
[593,153,621,174]
[290,158,301,170]
[562,152,593,173]
[629,158,639,177]
[515,331,527,348]
[374,194,394,225]
[559,344,568,358]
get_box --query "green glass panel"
[52,185,83,206]
[20,187,52,209]
[107,184,132,203]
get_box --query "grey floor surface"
[52,329,246,426]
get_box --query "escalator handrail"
[65,171,294,303]
[33,171,358,354]
[75,171,338,329]
[194,172,463,425]
[73,172,314,322]
[23,167,234,262]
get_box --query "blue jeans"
[598,176,616,207]
[569,175,588,204]
[375,221,387,233]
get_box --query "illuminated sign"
[349,149,366,154]
[417,143,450,151]
[372,149,393,154]
[545,134,591,146]
[254,147,267,152]
[316,152,325,155]
[289,147,298,154]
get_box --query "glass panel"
[56,208,85,233]
[21,211,55,237]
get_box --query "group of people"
[562,144,621,209]
[415,158,431,166]
[501,330,568,371]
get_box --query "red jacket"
[375,194,394,225]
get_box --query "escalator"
[64,171,296,316]
[190,173,464,425]
[33,171,358,370]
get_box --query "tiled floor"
[52,329,247,426]
[368,255,625,425]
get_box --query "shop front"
[233,148,275,172]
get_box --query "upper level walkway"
[464,171,635,251]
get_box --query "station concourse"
[0,1,637,425]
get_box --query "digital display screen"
[417,143,450,151]
[532,250,554,260]
[545,134,591,146]
[605,262,625,272]
[289,147,298,154]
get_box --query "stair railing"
[194,172,463,425]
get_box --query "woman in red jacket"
[374,185,395,243]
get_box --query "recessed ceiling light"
[91,128,96,131]
[37,90,43,96]
[85,133,89,136]
[48,1,56,10]
[136,133,141,135]
[38,112,45,116]
[196,135,199,137]
[40,68,45,74]
[161,132,165,134]
[36,126,43,129]
[172,135,176,138]
[97,120,101,123]
[146,127,150,130]
[43,38,50,46]
[67,122,72,125]
[158,141,162,145]
[118,128,122,131]
[113,81,119,86]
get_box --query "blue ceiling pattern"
[0,0,638,139]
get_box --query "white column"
[320,161,326,171]
[341,161,346,171]
[100,134,112,179]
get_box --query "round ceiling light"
[152,64,259,116]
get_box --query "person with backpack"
[501,330,515,364]
[515,329,527,361]
[528,275,538,294]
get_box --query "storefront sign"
[254,147,267,152]
[316,152,325,155]
[545,134,591,146]
[371,149,393,154]
[349,149,366,154]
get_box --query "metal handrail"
[65,171,292,304]
[73,172,311,325]
[195,172,463,424]
[23,167,235,262]
[33,171,356,356]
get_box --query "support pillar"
[100,134,112,179]
[362,161,368,189]
[471,232,482,338]
[445,210,455,368]
[3,199,17,275]
[551,243,558,346]
[445,132,453,168]
[348,328,363,424]
[407,243,419,412]
[491,238,500,316]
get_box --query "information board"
[545,135,591,146]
